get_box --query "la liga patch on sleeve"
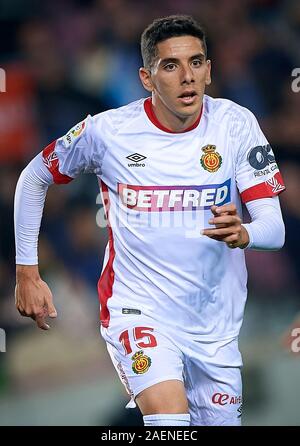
[62,118,86,147]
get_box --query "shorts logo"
[131,350,151,374]
[212,393,242,406]
[237,404,242,418]
[200,145,222,172]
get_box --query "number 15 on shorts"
[119,327,158,355]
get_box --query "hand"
[15,265,57,330]
[201,203,249,249]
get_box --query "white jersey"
[42,95,285,340]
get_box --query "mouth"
[177,91,198,105]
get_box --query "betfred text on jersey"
[118,179,231,212]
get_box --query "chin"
[177,104,200,118]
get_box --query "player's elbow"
[275,219,285,250]
[270,218,285,251]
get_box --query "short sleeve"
[235,109,285,203]
[42,115,105,184]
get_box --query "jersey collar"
[143,97,203,133]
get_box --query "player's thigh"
[102,321,187,412]
[184,339,243,426]
[136,379,188,415]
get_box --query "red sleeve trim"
[42,140,73,184]
[241,172,285,203]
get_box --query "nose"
[181,63,195,84]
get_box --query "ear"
[139,67,154,92]
[205,59,212,86]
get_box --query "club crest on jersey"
[131,350,151,375]
[62,119,86,147]
[200,145,222,172]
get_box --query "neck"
[151,94,202,133]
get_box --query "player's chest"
[102,132,234,186]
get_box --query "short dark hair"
[141,15,207,70]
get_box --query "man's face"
[140,35,211,121]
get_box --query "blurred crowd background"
[0,0,300,426]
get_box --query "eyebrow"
[159,53,206,65]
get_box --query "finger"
[223,234,240,243]
[202,227,238,237]
[17,308,28,317]
[203,234,224,242]
[46,299,57,318]
[31,312,50,330]
[212,203,237,216]
[35,316,50,330]
[202,233,240,246]
[213,223,228,229]
[227,242,237,249]
[17,305,33,317]
[208,216,241,226]
[224,234,241,248]
[211,206,230,217]
[211,205,218,216]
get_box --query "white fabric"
[243,196,285,250]
[143,413,190,426]
[14,95,285,342]
[102,315,242,425]
[14,153,53,264]
[45,115,105,178]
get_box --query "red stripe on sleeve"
[241,172,285,203]
[42,140,73,184]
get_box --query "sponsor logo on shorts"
[237,404,242,418]
[118,179,231,212]
[122,308,141,315]
[131,350,151,374]
[200,145,222,172]
[212,392,242,406]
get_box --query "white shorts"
[101,315,243,426]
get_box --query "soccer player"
[14,15,285,426]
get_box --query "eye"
[164,63,177,71]
[191,59,203,67]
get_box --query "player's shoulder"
[204,94,257,128]
[89,98,146,134]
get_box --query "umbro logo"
[127,153,146,162]
[126,153,146,167]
